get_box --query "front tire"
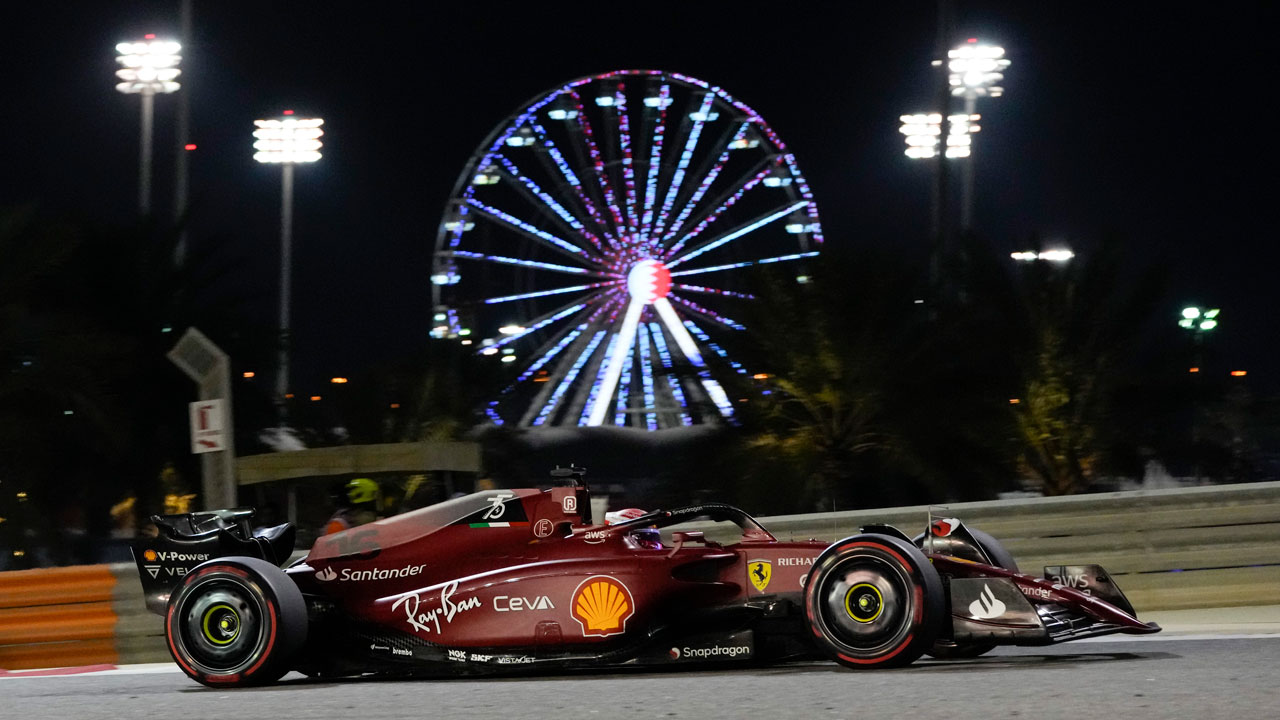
[165,556,307,687]
[803,534,943,669]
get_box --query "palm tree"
[994,239,1167,495]
[728,246,1014,512]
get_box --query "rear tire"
[165,556,307,687]
[926,528,1017,660]
[803,534,943,669]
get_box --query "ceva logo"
[316,567,337,582]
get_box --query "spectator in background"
[324,478,380,535]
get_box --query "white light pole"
[253,113,324,418]
[947,40,1009,230]
[115,37,181,215]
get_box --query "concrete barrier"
[2,480,1277,668]
[743,480,1280,611]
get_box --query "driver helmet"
[631,527,663,550]
[605,508,646,525]
[346,477,378,505]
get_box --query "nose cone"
[626,260,672,304]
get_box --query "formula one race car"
[132,466,1160,686]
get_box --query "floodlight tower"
[253,113,324,417]
[115,36,181,215]
[947,39,1010,230]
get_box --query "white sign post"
[189,399,227,453]
[168,327,237,509]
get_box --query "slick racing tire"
[926,528,1017,660]
[165,556,307,687]
[804,534,943,669]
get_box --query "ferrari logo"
[748,560,772,592]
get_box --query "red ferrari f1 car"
[132,466,1160,686]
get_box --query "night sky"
[3,1,1276,396]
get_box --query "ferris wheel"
[431,70,822,430]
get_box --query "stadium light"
[1011,249,1074,263]
[899,113,981,160]
[254,113,324,418]
[115,37,181,214]
[948,41,1010,99]
[1178,307,1220,331]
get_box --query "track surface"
[6,637,1278,719]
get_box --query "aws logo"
[572,576,634,637]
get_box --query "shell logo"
[143,549,157,562]
[571,575,635,637]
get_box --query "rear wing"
[130,508,295,615]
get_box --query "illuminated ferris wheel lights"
[783,211,812,234]
[505,127,537,147]
[763,165,793,187]
[431,258,461,285]
[472,165,501,185]
[436,70,821,428]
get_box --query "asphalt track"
[4,634,1279,720]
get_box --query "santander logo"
[316,566,337,582]
[968,583,1007,620]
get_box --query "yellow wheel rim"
[844,583,884,623]
[201,603,240,645]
